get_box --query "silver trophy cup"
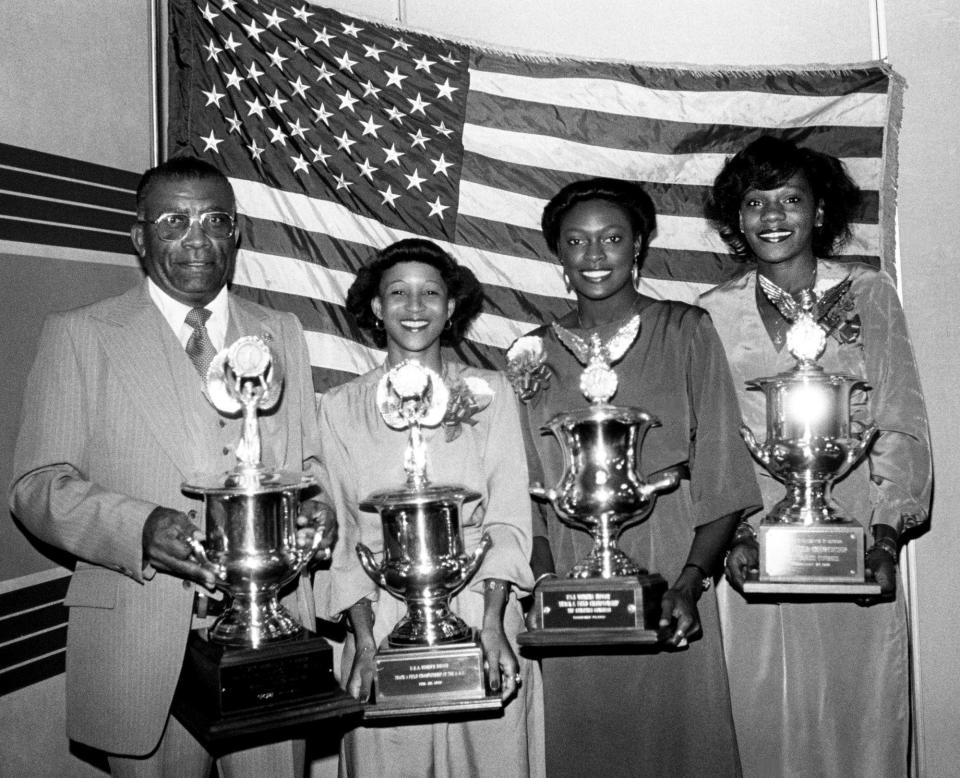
[532,405,679,577]
[183,336,323,648]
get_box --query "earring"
[373,317,384,330]
[563,271,572,294]
[443,319,452,331]
[631,261,642,293]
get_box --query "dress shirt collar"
[147,279,229,351]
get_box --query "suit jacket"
[10,281,320,755]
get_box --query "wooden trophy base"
[742,522,881,596]
[518,574,667,650]
[364,628,503,720]
[172,629,362,750]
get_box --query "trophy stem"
[388,597,472,647]
[770,479,847,525]
[568,516,642,578]
[209,586,303,648]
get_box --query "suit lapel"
[91,282,196,477]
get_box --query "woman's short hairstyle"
[708,135,861,258]
[346,238,483,347]
[541,178,657,257]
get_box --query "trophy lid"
[745,365,869,393]
[547,403,659,428]
[360,482,481,512]
[182,468,315,496]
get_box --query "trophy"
[173,336,359,745]
[740,277,880,595]
[356,361,500,719]
[519,316,679,648]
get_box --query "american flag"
[167,0,903,392]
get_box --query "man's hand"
[725,540,760,590]
[296,498,337,564]
[142,506,217,589]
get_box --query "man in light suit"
[10,157,326,776]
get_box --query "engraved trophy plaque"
[173,336,359,745]
[519,316,678,648]
[741,278,880,596]
[356,361,501,719]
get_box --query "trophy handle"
[448,532,493,600]
[356,542,387,588]
[836,423,879,480]
[639,468,680,501]
[740,424,771,467]
[529,482,559,505]
[184,535,228,582]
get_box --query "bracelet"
[731,521,758,547]
[533,572,558,588]
[484,579,510,594]
[682,563,712,592]
[868,536,898,562]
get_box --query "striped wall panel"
[0,571,70,695]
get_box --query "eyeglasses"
[138,211,236,241]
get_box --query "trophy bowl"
[532,404,679,578]
[184,470,318,647]
[358,484,489,646]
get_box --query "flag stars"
[404,168,426,191]
[431,153,453,176]
[314,63,334,84]
[221,0,238,12]
[224,68,244,90]
[290,38,308,56]
[337,90,359,112]
[291,154,310,174]
[361,80,382,99]
[293,5,314,23]
[356,158,378,180]
[384,67,408,89]
[313,27,335,46]
[391,38,411,52]
[201,3,218,24]
[267,89,288,111]
[359,114,383,138]
[202,85,226,107]
[262,9,285,31]
[408,129,429,149]
[242,18,265,42]
[288,76,309,99]
[341,22,363,37]
[413,54,436,74]
[268,125,289,146]
[225,113,243,134]
[384,106,405,124]
[363,44,385,61]
[247,139,264,160]
[378,185,401,208]
[406,93,430,116]
[201,130,224,153]
[435,78,458,101]
[267,47,288,70]
[432,121,453,138]
[203,38,223,62]
[440,53,460,65]
[222,33,242,53]
[313,104,333,125]
[335,131,357,154]
[382,143,405,165]
[335,50,358,73]
[311,145,331,165]
[287,118,308,139]
[246,61,265,83]
[427,196,449,219]
[333,172,353,191]
[245,97,267,118]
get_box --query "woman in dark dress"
[511,178,761,777]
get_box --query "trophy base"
[518,574,667,649]
[742,522,881,596]
[172,629,362,748]
[364,628,503,720]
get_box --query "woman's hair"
[708,135,861,258]
[541,177,657,257]
[346,238,483,347]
